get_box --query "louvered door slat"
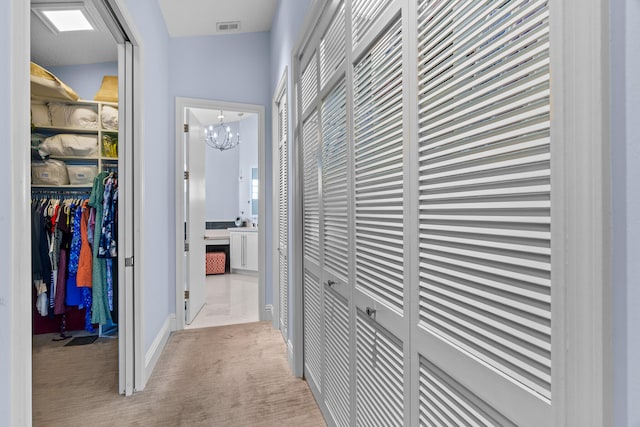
[320,3,346,88]
[304,270,322,389]
[356,311,404,427]
[324,288,351,427]
[322,80,348,280]
[354,18,404,314]
[419,357,517,427]
[303,112,320,264]
[417,0,552,402]
[352,0,392,47]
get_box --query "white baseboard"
[264,304,273,322]
[143,314,175,386]
[287,339,294,369]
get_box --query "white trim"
[108,0,146,395]
[264,304,274,322]
[550,0,612,424]
[272,68,288,332]
[143,314,176,386]
[10,0,32,425]
[175,97,267,331]
[287,339,295,368]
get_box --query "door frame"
[9,0,144,423]
[174,97,267,331]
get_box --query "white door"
[185,109,206,324]
[276,88,289,340]
[117,40,135,396]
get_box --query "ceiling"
[158,0,278,38]
[30,0,118,68]
[31,0,278,68]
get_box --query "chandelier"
[205,110,240,151]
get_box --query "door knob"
[365,307,376,318]
[326,280,335,287]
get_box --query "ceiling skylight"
[32,3,102,34]
[42,9,93,32]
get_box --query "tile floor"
[185,272,260,329]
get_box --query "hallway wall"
[120,0,174,355]
[611,0,640,425]
[169,31,272,305]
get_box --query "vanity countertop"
[227,227,258,233]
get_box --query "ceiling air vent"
[216,21,241,32]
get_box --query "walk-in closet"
[30,1,125,418]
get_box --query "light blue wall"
[0,1,14,421]
[121,0,173,354]
[612,0,640,425]
[169,32,272,304]
[206,121,240,220]
[47,62,118,100]
[270,0,313,341]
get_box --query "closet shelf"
[48,156,99,161]
[32,184,93,189]
[33,125,100,134]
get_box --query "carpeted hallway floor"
[33,322,326,426]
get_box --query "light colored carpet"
[33,322,326,427]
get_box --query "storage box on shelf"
[31,99,118,188]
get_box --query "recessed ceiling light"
[42,9,93,32]
[32,3,103,34]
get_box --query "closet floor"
[185,271,259,330]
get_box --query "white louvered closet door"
[415,0,552,425]
[277,89,289,341]
[301,47,323,390]
[351,2,408,425]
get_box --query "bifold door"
[297,0,553,426]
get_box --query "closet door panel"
[278,91,289,339]
[416,0,552,423]
[303,111,321,268]
[321,79,349,284]
[352,14,407,427]
[320,2,346,90]
[323,286,351,427]
[303,105,323,393]
[304,269,323,390]
[353,17,405,318]
[355,310,405,427]
[301,53,319,119]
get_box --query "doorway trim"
[174,97,267,331]
[9,0,144,423]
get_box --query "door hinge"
[184,290,190,300]
[125,256,134,267]
[183,123,189,132]
[184,171,189,180]
[184,242,189,252]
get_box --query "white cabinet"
[230,230,258,272]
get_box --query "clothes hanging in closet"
[31,172,119,331]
